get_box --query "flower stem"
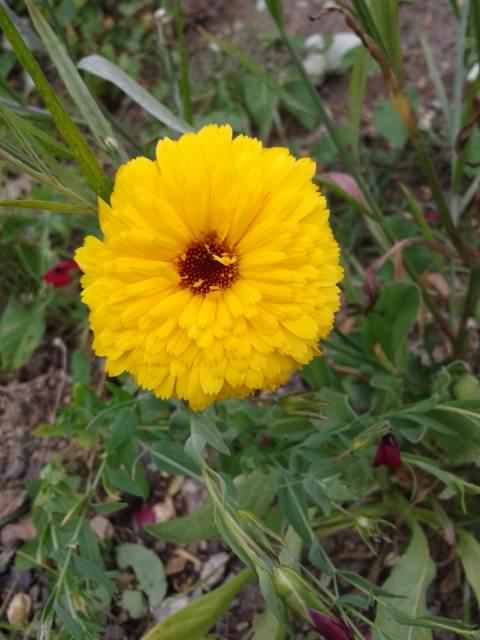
[454,265,480,359]
[174,0,193,125]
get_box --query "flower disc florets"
[75,125,343,410]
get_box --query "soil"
[0,1,469,639]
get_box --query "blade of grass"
[471,1,480,74]
[349,46,369,161]
[0,199,95,215]
[174,0,193,126]
[78,54,191,134]
[25,0,127,162]
[420,35,450,136]
[351,0,388,55]
[368,0,402,79]
[0,5,111,199]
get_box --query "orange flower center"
[177,234,239,296]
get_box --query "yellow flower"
[75,125,343,410]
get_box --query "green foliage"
[2,1,480,639]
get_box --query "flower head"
[309,610,353,640]
[373,434,401,470]
[75,125,342,409]
[43,259,79,287]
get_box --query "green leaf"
[251,610,286,640]
[243,75,276,139]
[190,414,230,456]
[0,198,94,215]
[117,544,167,608]
[141,569,254,640]
[149,440,201,478]
[106,462,149,499]
[109,408,138,451]
[121,590,147,619]
[265,0,285,29]
[374,99,407,150]
[364,282,420,372]
[71,350,91,386]
[147,471,276,544]
[24,0,125,160]
[457,529,480,606]
[373,522,436,640]
[78,54,190,134]
[0,299,45,371]
[0,6,110,199]
[278,478,313,545]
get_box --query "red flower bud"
[43,259,79,288]
[133,504,156,528]
[425,210,439,224]
[309,610,353,640]
[373,434,401,470]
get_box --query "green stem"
[454,265,480,359]
[275,23,456,345]
[174,0,193,125]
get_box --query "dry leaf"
[1,518,36,546]
[90,515,114,541]
[7,593,32,626]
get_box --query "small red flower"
[425,210,439,224]
[309,610,353,640]
[373,434,402,470]
[133,504,156,529]
[43,259,79,288]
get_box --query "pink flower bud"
[373,434,401,470]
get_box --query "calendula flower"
[75,125,342,409]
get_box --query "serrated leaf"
[117,544,166,608]
[78,54,190,134]
[141,569,253,640]
[373,522,435,640]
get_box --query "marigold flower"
[75,125,342,409]
[373,434,402,470]
[43,258,79,287]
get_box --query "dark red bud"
[373,434,401,470]
[425,210,440,224]
[309,610,353,640]
[133,504,156,528]
[43,259,79,288]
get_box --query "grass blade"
[0,199,95,215]
[0,5,111,199]
[420,35,450,137]
[349,46,369,161]
[78,54,191,134]
[25,0,127,162]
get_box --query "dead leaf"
[1,517,36,546]
[7,593,32,626]
[90,515,114,541]
[0,489,26,521]
[422,272,450,299]
[153,497,176,523]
